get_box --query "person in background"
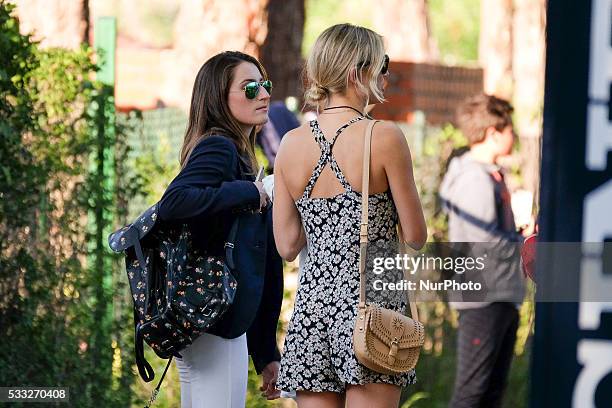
[256,100,300,170]
[439,94,531,408]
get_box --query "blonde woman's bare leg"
[296,390,344,408]
[345,383,402,408]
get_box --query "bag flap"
[108,203,160,253]
[367,304,424,348]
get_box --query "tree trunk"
[15,0,89,49]
[82,0,90,46]
[479,0,513,99]
[372,0,438,62]
[259,0,305,101]
[513,0,546,197]
[163,0,269,109]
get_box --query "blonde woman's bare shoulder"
[276,123,312,163]
[283,122,312,141]
[371,120,410,151]
[278,124,311,149]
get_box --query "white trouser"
[175,333,248,408]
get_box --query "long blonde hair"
[179,51,266,174]
[304,23,386,110]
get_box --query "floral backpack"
[108,203,238,406]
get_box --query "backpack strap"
[225,151,247,270]
[224,217,240,270]
[135,321,155,383]
[127,225,155,383]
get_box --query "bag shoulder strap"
[144,357,173,408]
[358,120,419,322]
[358,120,376,307]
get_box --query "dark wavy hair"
[179,51,267,174]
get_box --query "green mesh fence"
[119,107,188,162]
[117,107,187,218]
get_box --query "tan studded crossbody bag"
[352,120,425,375]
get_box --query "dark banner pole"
[532,0,612,407]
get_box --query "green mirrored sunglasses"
[243,80,273,99]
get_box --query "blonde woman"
[273,24,427,408]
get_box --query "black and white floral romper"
[277,117,417,393]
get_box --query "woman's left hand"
[253,181,271,212]
[262,174,274,202]
[260,361,281,400]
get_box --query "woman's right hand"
[253,181,270,211]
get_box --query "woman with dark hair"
[158,51,283,407]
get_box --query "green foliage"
[416,124,468,241]
[401,391,429,408]
[303,0,480,64]
[0,1,40,231]
[405,126,461,407]
[428,0,481,64]
[303,0,373,56]
[131,130,179,207]
[0,3,138,405]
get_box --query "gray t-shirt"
[439,153,525,309]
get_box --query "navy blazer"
[158,135,283,373]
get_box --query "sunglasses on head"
[358,54,390,76]
[243,80,273,99]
